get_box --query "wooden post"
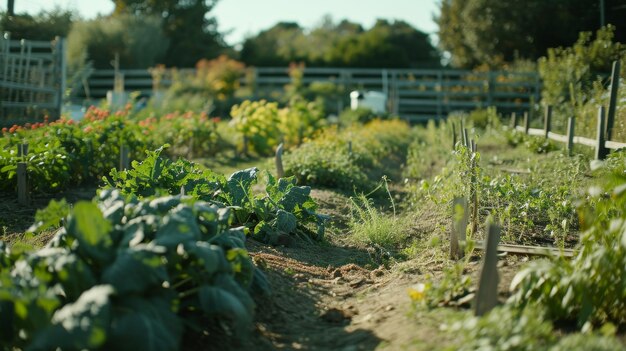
[543,105,552,138]
[119,145,129,171]
[275,143,284,178]
[17,162,28,205]
[53,37,67,119]
[470,140,478,235]
[595,106,608,160]
[462,129,469,149]
[510,112,517,129]
[486,71,495,106]
[242,135,249,157]
[605,60,620,141]
[475,223,501,316]
[451,198,469,260]
[566,117,575,157]
[452,122,457,150]
[523,111,530,134]
[17,143,29,205]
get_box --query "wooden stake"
[543,105,552,138]
[605,60,620,141]
[119,145,129,171]
[470,141,478,235]
[510,112,517,129]
[463,129,469,149]
[452,122,457,150]
[475,223,501,316]
[566,117,575,156]
[450,198,468,260]
[242,135,249,156]
[17,162,28,205]
[523,111,530,134]
[596,106,608,160]
[275,143,284,178]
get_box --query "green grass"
[348,179,413,250]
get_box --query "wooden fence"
[511,61,623,160]
[79,67,539,121]
[0,33,66,125]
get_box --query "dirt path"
[235,239,524,351]
[203,189,528,351]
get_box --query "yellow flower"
[407,283,426,302]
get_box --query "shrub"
[538,25,625,133]
[67,14,168,72]
[229,100,281,156]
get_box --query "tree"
[240,17,440,68]
[0,8,75,41]
[112,0,226,67]
[436,0,626,68]
[240,22,306,66]
[67,14,168,71]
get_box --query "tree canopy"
[436,0,626,68]
[112,0,226,67]
[240,17,441,68]
[0,8,75,41]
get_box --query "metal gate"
[0,32,66,126]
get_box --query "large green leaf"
[28,285,114,351]
[210,228,247,250]
[148,196,182,213]
[102,246,168,295]
[226,167,258,207]
[197,284,253,335]
[30,248,97,301]
[106,295,182,351]
[278,185,312,213]
[184,241,230,276]
[154,205,201,248]
[276,209,297,234]
[66,202,114,264]
[251,268,272,297]
[27,199,70,233]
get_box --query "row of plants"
[0,106,224,194]
[405,110,625,348]
[0,93,332,194]
[428,149,626,350]
[0,190,268,350]
[0,141,330,349]
[283,119,414,191]
[407,112,585,247]
[229,96,325,156]
[104,146,327,244]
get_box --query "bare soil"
[189,189,530,351]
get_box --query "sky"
[6,0,440,46]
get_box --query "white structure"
[350,90,387,113]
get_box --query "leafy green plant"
[445,305,557,351]
[284,119,413,191]
[0,190,269,349]
[539,25,625,134]
[230,100,281,156]
[104,145,224,199]
[104,146,326,244]
[508,153,626,327]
